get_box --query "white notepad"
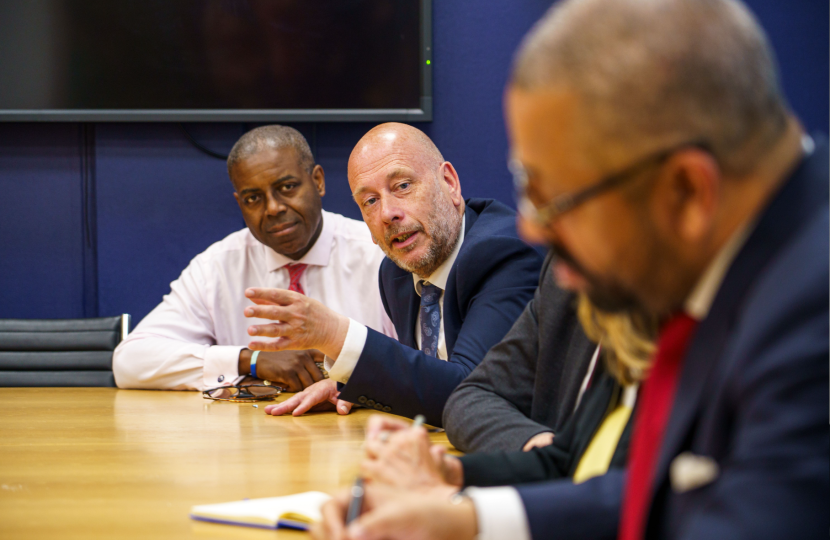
[190,491,332,531]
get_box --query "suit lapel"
[568,374,619,475]
[389,200,486,355]
[654,302,731,491]
[391,272,420,349]
[443,203,480,356]
[649,139,829,521]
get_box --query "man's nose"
[265,194,286,216]
[379,197,405,224]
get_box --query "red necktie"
[618,312,698,540]
[286,263,308,295]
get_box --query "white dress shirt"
[327,215,465,383]
[113,210,396,391]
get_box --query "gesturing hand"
[263,379,353,416]
[244,287,350,359]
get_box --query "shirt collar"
[413,213,466,294]
[264,210,335,272]
[684,211,755,321]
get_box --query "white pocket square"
[669,452,720,493]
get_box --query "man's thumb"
[337,400,353,415]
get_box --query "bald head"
[511,0,789,174]
[347,123,464,279]
[348,123,444,184]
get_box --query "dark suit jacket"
[515,138,830,540]
[459,369,634,487]
[443,253,597,453]
[337,198,543,426]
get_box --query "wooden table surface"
[0,388,454,540]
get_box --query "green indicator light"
[426,60,431,65]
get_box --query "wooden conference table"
[0,388,456,540]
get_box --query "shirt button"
[358,396,368,404]
[217,375,225,383]
[382,406,392,413]
[365,399,376,408]
[374,403,384,411]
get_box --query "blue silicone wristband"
[249,350,260,379]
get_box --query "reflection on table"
[0,388,454,540]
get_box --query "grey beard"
[380,194,462,279]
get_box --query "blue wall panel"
[750,0,829,135]
[422,1,552,206]
[95,123,246,320]
[0,1,827,324]
[0,124,86,318]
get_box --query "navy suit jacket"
[337,198,543,426]
[515,138,829,540]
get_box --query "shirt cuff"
[465,486,532,540]
[326,318,368,384]
[203,345,245,389]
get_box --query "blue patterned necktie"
[419,282,442,357]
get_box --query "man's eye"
[280,183,298,192]
[397,182,411,191]
[363,197,378,207]
[245,194,261,205]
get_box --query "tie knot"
[286,263,308,294]
[420,282,442,306]
[286,263,307,278]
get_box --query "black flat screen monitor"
[0,0,431,122]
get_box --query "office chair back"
[0,315,130,387]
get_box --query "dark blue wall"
[1,1,827,324]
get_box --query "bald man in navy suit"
[245,123,545,427]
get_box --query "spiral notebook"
[190,491,332,531]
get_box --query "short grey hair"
[511,0,789,175]
[227,125,315,177]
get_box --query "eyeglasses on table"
[202,380,286,402]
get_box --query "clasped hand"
[311,416,475,540]
[242,349,325,393]
[361,416,463,492]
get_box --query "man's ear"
[651,149,720,245]
[233,192,241,205]
[440,161,464,208]
[675,149,723,242]
[312,165,326,197]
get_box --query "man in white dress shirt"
[113,125,394,392]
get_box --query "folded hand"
[241,349,325,392]
[311,483,477,540]
[361,416,463,492]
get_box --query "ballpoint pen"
[346,414,426,524]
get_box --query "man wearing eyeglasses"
[244,123,545,426]
[312,0,829,539]
[113,125,395,393]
